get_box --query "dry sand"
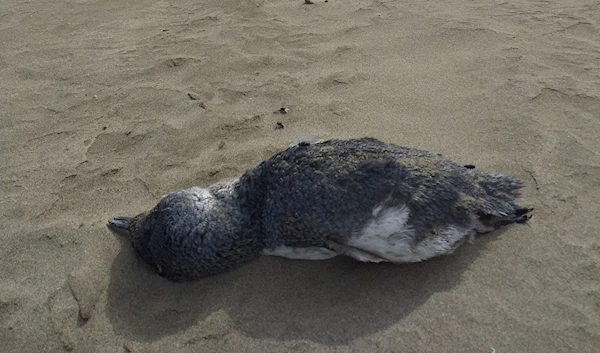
[1,0,599,352]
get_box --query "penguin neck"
[204,164,267,255]
[209,164,265,222]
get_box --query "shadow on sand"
[105,234,503,345]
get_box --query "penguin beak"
[107,216,133,236]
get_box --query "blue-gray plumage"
[107,137,532,282]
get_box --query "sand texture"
[1,0,600,352]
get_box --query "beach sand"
[1,0,599,352]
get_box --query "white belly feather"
[348,204,473,263]
[262,203,473,263]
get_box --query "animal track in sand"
[218,114,264,135]
[86,132,148,161]
[316,70,368,89]
[37,172,154,226]
[214,87,253,104]
[164,57,202,68]
[529,88,600,112]
[549,22,599,43]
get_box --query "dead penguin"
[107,137,532,281]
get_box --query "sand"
[1,0,599,352]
